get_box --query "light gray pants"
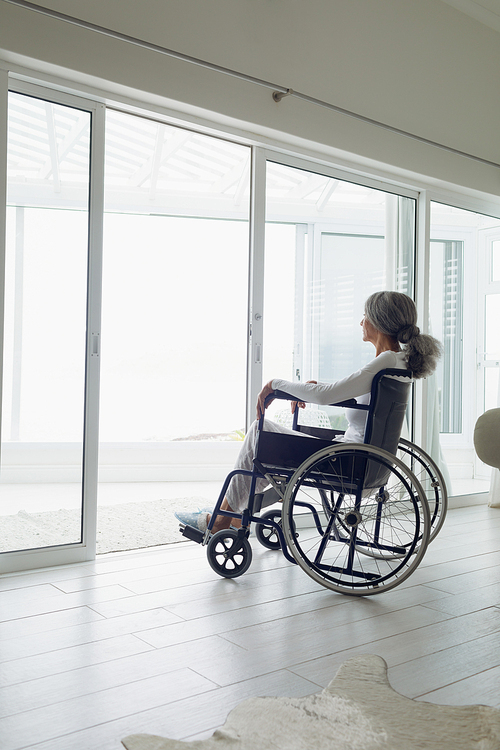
[226,419,316,512]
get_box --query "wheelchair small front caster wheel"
[255,510,283,550]
[207,529,252,578]
[255,510,296,550]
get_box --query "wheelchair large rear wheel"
[320,438,447,558]
[396,438,447,542]
[282,444,431,595]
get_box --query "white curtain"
[488,469,500,507]
[426,372,453,494]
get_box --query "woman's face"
[360,314,378,344]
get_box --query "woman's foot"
[174,508,211,532]
[175,501,242,534]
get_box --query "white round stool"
[474,408,500,469]
[474,408,500,508]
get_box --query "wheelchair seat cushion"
[256,430,337,471]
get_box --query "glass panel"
[485,368,500,413]
[491,240,500,282]
[100,215,249,441]
[1,92,91,553]
[484,294,500,414]
[98,110,250,553]
[429,240,464,434]
[262,223,299,385]
[430,202,500,496]
[318,233,385,383]
[485,294,500,359]
[263,161,415,430]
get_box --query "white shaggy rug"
[122,655,500,750]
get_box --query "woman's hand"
[291,380,317,413]
[256,381,275,420]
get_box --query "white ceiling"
[439,0,500,33]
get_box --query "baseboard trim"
[448,492,489,508]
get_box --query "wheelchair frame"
[178,369,448,595]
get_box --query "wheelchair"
[178,369,448,596]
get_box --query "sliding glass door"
[96,110,250,552]
[429,202,500,496]
[261,157,416,431]
[0,84,103,571]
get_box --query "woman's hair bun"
[398,324,420,344]
[364,291,441,378]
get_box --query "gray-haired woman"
[175,291,441,534]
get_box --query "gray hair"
[364,291,441,379]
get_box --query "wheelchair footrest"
[179,524,204,544]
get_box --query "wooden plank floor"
[1,504,500,750]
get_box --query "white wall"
[1,0,500,198]
[0,442,242,483]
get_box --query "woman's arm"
[292,380,317,413]
[256,381,275,420]
[270,351,402,406]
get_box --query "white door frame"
[475,225,500,478]
[0,79,104,573]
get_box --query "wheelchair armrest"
[330,398,364,409]
[262,390,365,434]
[270,391,366,409]
[269,390,298,402]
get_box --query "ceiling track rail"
[3,0,500,171]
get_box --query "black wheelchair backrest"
[278,367,412,451]
[363,368,412,453]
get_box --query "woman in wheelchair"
[175,291,441,539]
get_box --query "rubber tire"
[255,509,284,550]
[207,528,252,578]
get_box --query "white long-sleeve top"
[271,350,408,443]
